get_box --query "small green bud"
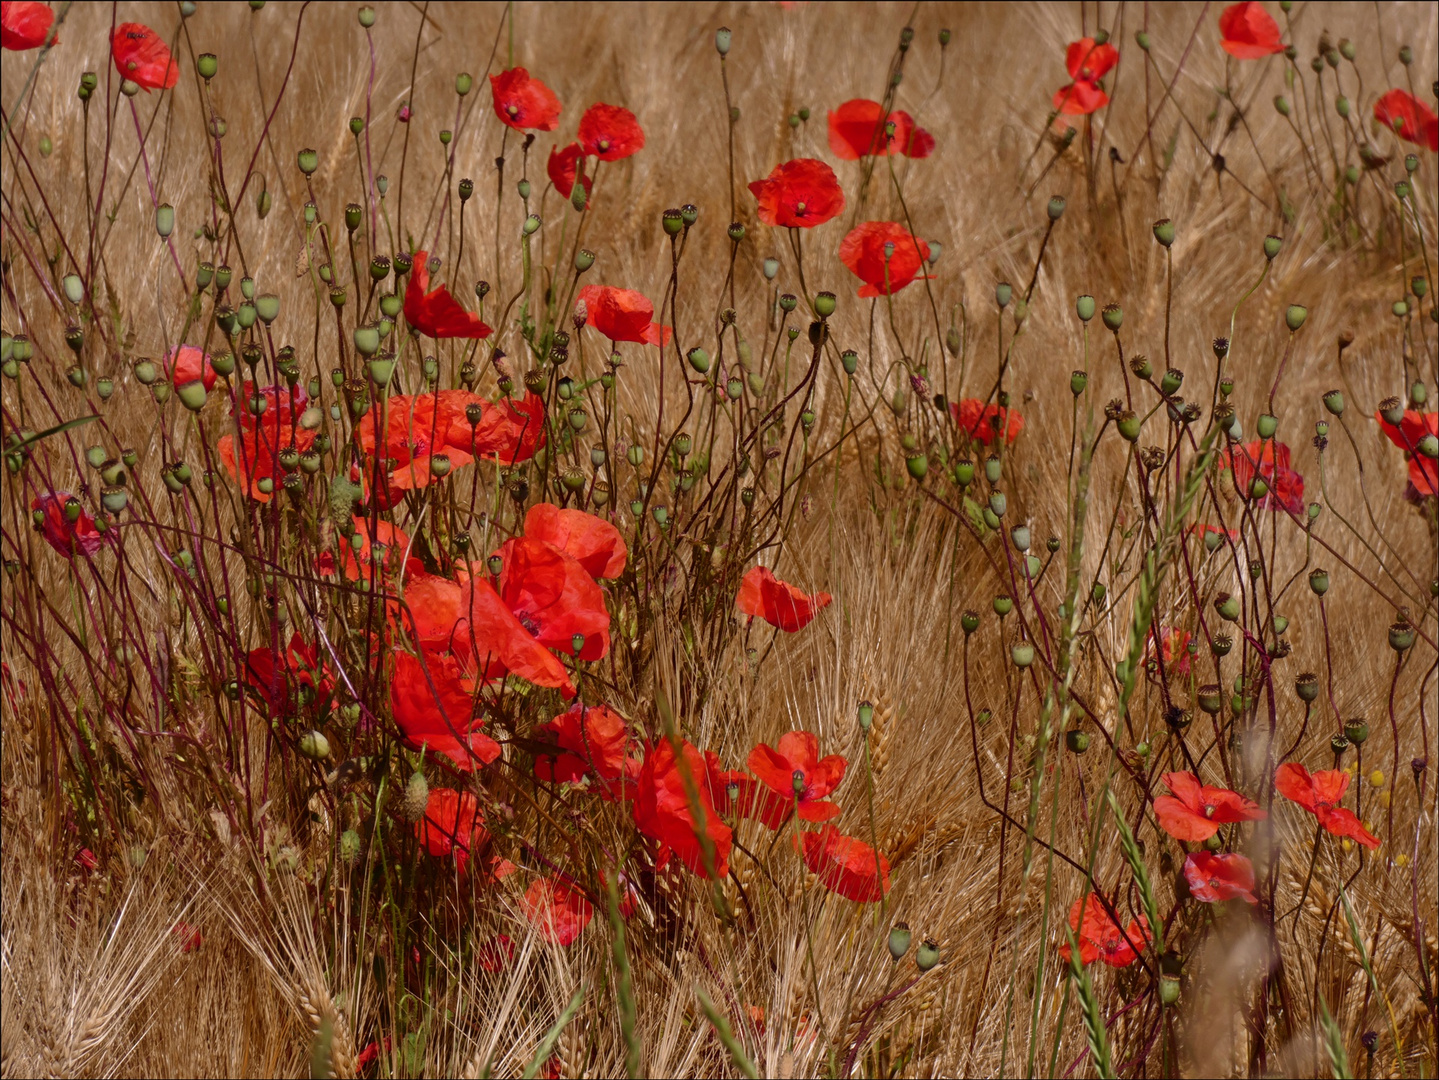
[1047,195,1066,220]
[995,282,1012,308]
[1263,234,1283,260]
[1285,304,1307,332]
[358,6,375,28]
[1152,218,1176,247]
[715,26,732,55]
[1076,294,1096,322]
[887,923,912,961]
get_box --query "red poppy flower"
[163,345,217,392]
[1153,771,1266,842]
[2,2,56,50]
[455,391,547,466]
[1224,439,1304,514]
[416,787,488,875]
[244,632,328,718]
[1151,626,1193,678]
[1060,895,1150,967]
[1274,763,1380,848]
[547,142,591,199]
[1218,2,1285,59]
[950,398,1025,445]
[400,571,578,699]
[355,390,484,503]
[317,517,412,582]
[1052,37,1119,115]
[826,100,935,160]
[533,702,635,798]
[1374,89,1439,152]
[524,503,627,580]
[405,250,492,339]
[747,731,846,822]
[576,284,672,347]
[839,222,932,297]
[489,67,561,132]
[1376,409,1438,496]
[478,934,516,973]
[1183,851,1257,904]
[110,23,177,91]
[216,384,317,503]
[390,649,500,771]
[521,877,594,946]
[171,921,203,953]
[492,535,612,661]
[704,750,791,829]
[748,158,845,228]
[799,825,890,903]
[736,566,832,632]
[633,739,732,879]
[30,492,108,559]
[577,102,645,161]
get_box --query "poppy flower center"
[598,138,610,151]
[1204,804,1215,818]
[507,104,519,116]
[795,201,807,214]
[518,612,542,638]
[1209,878,1221,888]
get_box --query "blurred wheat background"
[2,1,1436,1077]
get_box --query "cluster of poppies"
[1063,764,1379,969]
[2,6,177,89]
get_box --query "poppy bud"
[994,282,1012,308]
[1117,412,1142,442]
[814,292,837,319]
[916,939,941,972]
[1152,218,1175,247]
[1011,642,1035,668]
[1102,303,1123,331]
[1047,196,1066,221]
[1388,620,1415,652]
[993,595,1013,617]
[298,730,331,761]
[1284,304,1307,332]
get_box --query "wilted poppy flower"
[492,535,612,661]
[1218,2,1285,58]
[75,847,98,872]
[521,877,594,946]
[800,825,890,903]
[1183,851,1258,904]
[1374,89,1439,152]
[736,566,832,632]
[704,750,791,829]
[30,492,108,559]
[1274,763,1380,848]
[391,650,500,771]
[1153,771,1266,842]
[1053,37,1119,115]
[163,345,217,391]
[355,390,484,503]
[405,250,492,339]
[950,398,1025,445]
[749,158,845,228]
[576,284,672,347]
[2,2,56,49]
[547,142,591,199]
[827,100,934,160]
[533,702,635,797]
[1224,439,1304,514]
[1060,894,1150,967]
[463,391,547,466]
[216,384,317,502]
[244,633,328,717]
[839,222,932,297]
[524,503,627,580]
[578,102,644,161]
[111,23,177,91]
[747,731,846,822]
[1376,409,1438,496]
[489,67,561,132]
[633,739,732,879]
[416,787,488,874]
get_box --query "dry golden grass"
[2,1,1437,1077]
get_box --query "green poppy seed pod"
[1309,568,1330,596]
[429,454,452,479]
[994,282,1012,308]
[993,595,1013,617]
[1135,29,1152,50]
[345,116,365,141]
[354,324,381,357]
[1339,717,1369,746]
[815,292,837,318]
[982,507,1000,531]
[1274,94,1291,116]
[438,129,453,147]
[680,204,699,227]
[1398,44,1412,64]
[253,293,280,324]
[193,53,219,83]
[1047,195,1066,220]
[297,148,319,175]
[151,202,177,240]
[726,375,744,400]
[1197,685,1222,715]
[1073,294,1096,322]
[1394,180,1411,200]
[299,448,322,474]
[1405,153,1420,174]
[1071,370,1089,396]
[574,248,596,273]
[1203,529,1224,554]
[977,458,999,487]
[1011,525,1031,552]
[127,357,157,387]
[626,444,645,468]
[357,5,375,27]
[1329,734,1350,758]
[298,730,330,761]
[235,302,256,330]
[953,459,975,486]
[1379,396,1404,426]
[1393,300,1410,318]
[1285,304,1307,332]
[1272,614,1289,636]
[66,363,87,387]
[1158,368,1182,395]
[375,174,389,197]
[1414,278,1429,302]
[1417,434,1438,460]
[960,609,980,635]
[988,491,1006,518]
[1157,974,1181,1007]
[916,939,941,972]
[1256,413,1277,439]
[1323,389,1345,416]
[379,292,402,319]
[518,213,541,237]
[367,354,396,387]
[177,380,208,412]
[840,349,860,376]
[1065,729,1091,754]
[1388,620,1415,652]
[567,406,587,432]
[1011,641,1035,668]
[101,486,128,515]
[1117,412,1142,442]
[887,922,912,961]
[1129,354,1153,380]
[1102,302,1123,331]
[1153,218,1176,247]
[119,78,142,98]
[852,700,875,734]
[83,444,106,470]
[1292,673,1317,705]
[906,453,929,481]
[95,376,114,401]
[59,273,86,307]
[1335,95,1350,118]
[1249,476,1270,501]
[1215,592,1240,621]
